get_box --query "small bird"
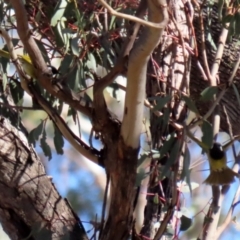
[204,142,239,185]
[187,129,239,185]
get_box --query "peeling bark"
[0,117,88,240]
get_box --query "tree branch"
[5,1,99,164]
[0,117,88,240]
[121,0,168,147]
[98,0,168,29]
[9,0,92,119]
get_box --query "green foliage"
[160,138,181,180]
[200,86,218,101]
[180,146,192,192]
[53,125,64,155]
[201,120,213,149]
[149,95,171,111]
[50,0,68,27]
[28,121,44,147]
[182,95,199,114]
[232,83,240,106]
[159,133,176,157]
[40,128,52,160]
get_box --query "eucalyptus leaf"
[232,83,240,107]
[182,95,199,114]
[159,133,175,157]
[228,17,236,42]
[201,120,213,149]
[138,153,149,167]
[200,86,218,101]
[161,139,180,179]
[162,108,170,130]
[235,12,240,36]
[180,146,191,192]
[59,54,73,75]
[86,53,97,72]
[54,126,64,155]
[51,0,68,26]
[151,95,171,111]
[71,37,81,56]
[28,121,44,146]
[40,130,52,160]
[218,0,224,21]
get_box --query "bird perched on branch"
[0,49,59,79]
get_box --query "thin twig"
[98,0,168,29]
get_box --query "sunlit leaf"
[86,53,97,72]
[51,0,68,26]
[200,86,218,101]
[109,15,117,30]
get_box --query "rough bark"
[0,117,88,240]
[191,2,240,135]
[2,0,240,239]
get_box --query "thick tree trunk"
[0,117,88,240]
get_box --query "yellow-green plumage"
[187,129,239,186]
[0,49,36,78]
[204,142,239,185]
[18,55,36,78]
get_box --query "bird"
[204,142,239,185]
[0,49,59,78]
[187,129,239,185]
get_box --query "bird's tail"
[204,167,239,185]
